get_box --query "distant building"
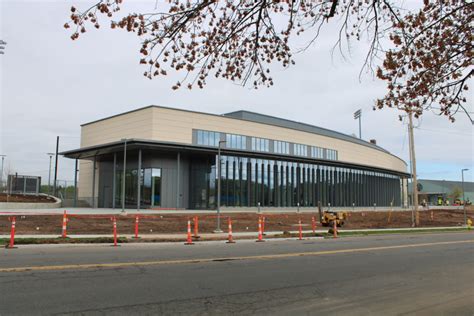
[62,106,409,209]
[409,179,474,206]
[7,174,41,195]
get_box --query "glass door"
[151,168,161,207]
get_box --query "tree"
[65,0,473,121]
[450,185,462,201]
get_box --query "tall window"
[251,137,270,152]
[226,133,247,149]
[294,143,308,157]
[274,140,290,154]
[197,130,221,147]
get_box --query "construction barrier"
[261,216,266,235]
[256,217,264,242]
[6,217,16,249]
[133,215,140,238]
[61,210,68,238]
[226,217,235,244]
[193,216,200,239]
[184,220,194,245]
[298,219,303,240]
[111,216,118,247]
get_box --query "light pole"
[215,140,226,233]
[461,168,469,226]
[53,136,59,196]
[47,153,54,195]
[0,155,6,190]
[121,139,128,214]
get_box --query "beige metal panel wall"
[81,107,154,147]
[78,160,98,204]
[149,107,406,173]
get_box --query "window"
[294,143,308,157]
[327,149,338,160]
[274,141,290,154]
[311,146,337,160]
[311,146,324,159]
[197,130,221,147]
[226,133,247,149]
[251,137,270,152]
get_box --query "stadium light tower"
[354,109,362,139]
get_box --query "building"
[62,106,409,209]
[409,179,474,206]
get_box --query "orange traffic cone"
[256,217,265,242]
[185,220,194,245]
[61,210,68,238]
[226,217,236,244]
[6,217,17,249]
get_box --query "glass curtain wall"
[190,154,403,209]
[115,168,161,208]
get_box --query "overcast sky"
[1,0,472,186]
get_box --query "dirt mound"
[1,208,472,235]
[0,193,56,203]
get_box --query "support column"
[137,149,142,212]
[92,156,96,208]
[112,153,116,209]
[74,159,78,207]
[176,152,180,209]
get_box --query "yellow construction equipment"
[321,211,348,227]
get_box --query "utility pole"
[0,155,6,190]
[461,168,469,226]
[354,109,362,139]
[53,136,59,196]
[407,111,419,227]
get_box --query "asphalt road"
[1,232,473,315]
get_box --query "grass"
[0,237,128,246]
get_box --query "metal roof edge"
[61,139,409,176]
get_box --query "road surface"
[1,232,473,315]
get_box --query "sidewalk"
[0,205,464,216]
